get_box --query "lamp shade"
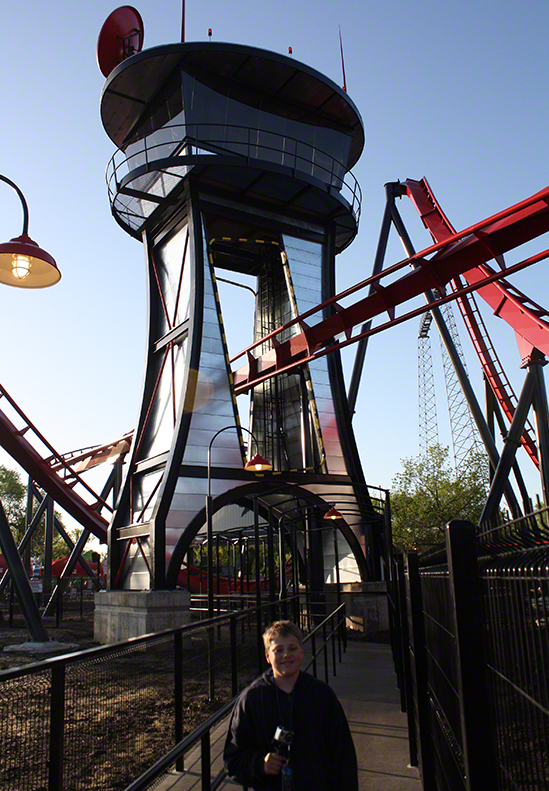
[244,453,273,472]
[324,506,343,520]
[0,233,61,288]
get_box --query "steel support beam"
[348,182,403,414]
[480,370,536,523]
[0,498,49,642]
[530,356,549,504]
[391,202,522,518]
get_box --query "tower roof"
[101,41,365,169]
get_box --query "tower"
[97,39,381,635]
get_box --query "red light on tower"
[208,28,212,41]
[288,46,292,56]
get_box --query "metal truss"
[418,311,439,457]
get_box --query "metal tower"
[98,40,381,615]
[418,311,439,457]
[438,303,484,469]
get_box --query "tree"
[390,444,489,553]
[0,465,27,532]
[0,464,77,562]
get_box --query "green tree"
[0,465,27,537]
[390,444,489,553]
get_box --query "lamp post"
[206,425,271,619]
[0,175,61,645]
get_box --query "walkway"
[156,639,421,791]
[329,640,420,791]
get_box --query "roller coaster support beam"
[480,368,538,523]
[529,355,549,506]
[348,182,400,414]
[484,377,532,513]
[391,196,522,519]
[0,498,49,643]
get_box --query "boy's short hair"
[262,620,304,650]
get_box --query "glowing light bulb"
[12,254,31,280]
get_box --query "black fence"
[0,595,346,791]
[1,577,98,627]
[124,603,347,791]
[389,510,549,791]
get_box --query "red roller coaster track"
[405,178,542,467]
[232,183,549,393]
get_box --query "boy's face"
[265,634,304,684]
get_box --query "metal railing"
[390,510,549,790]
[123,602,347,791]
[106,123,362,232]
[0,596,346,791]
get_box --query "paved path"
[329,640,420,791]
[155,639,421,791]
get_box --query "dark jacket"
[223,669,358,790]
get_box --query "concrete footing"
[324,582,389,637]
[3,641,77,655]
[94,589,191,644]
[342,582,389,636]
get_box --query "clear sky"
[1,0,548,544]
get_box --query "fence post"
[407,552,436,790]
[322,621,328,683]
[49,662,65,791]
[446,520,497,789]
[174,630,184,771]
[389,556,405,706]
[207,625,215,702]
[396,553,418,767]
[201,730,211,791]
[230,614,238,697]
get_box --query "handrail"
[123,603,347,791]
[106,122,361,227]
[123,697,235,791]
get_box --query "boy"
[223,620,358,790]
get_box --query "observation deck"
[101,42,364,251]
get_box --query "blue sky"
[0,0,548,536]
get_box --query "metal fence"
[0,595,345,791]
[124,603,347,791]
[1,577,97,627]
[389,511,549,791]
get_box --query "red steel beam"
[406,177,542,468]
[232,185,549,393]
[0,408,108,543]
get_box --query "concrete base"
[343,582,389,636]
[4,641,77,655]
[94,589,191,644]
[325,582,389,637]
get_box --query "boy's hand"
[263,752,286,775]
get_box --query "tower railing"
[106,123,362,232]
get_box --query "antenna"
[181,0,185,42]
[97,6,144,78]
[339,25,347,92]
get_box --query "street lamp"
[206,426,271,619]
[0,174,61,288]
[0,174,61,646]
